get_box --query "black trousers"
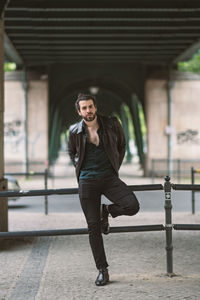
[78,174,140,269]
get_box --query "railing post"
[44,169,48,215]
[164,176,175,277]
[191,167,195,214]
[152,159,155,183]
[177,159,181,184]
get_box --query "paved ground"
[1,161,200,300]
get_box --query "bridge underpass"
[1,0,200,231]
[48,66,145,166]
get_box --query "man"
[68,93,140,286]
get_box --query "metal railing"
[5,169,49,215]
[0,177,200,277]
[151,159,200,183]
[191,167,200,214]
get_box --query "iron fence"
[191,167,200,214]
[5,169,49,214]
[0,177,200,277]
[151,159,200,183]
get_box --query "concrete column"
[0,19,8,232]
[27,80,49,171]
[167,72,174,177]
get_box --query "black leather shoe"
[95,268,109,286]
[100,204,110,235]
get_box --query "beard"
[83,112,96,122]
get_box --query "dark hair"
[75,93,96,112]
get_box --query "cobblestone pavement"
[0,211,200,300]
[0,161,200,299]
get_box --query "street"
[7,160,200,214]
[8,190,200,214]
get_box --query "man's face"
[78,99,97,122]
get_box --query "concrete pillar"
[0,19,8,232]
[27,80,49,171]
[4,74,49,172]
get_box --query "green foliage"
[138,103,147,137]
[4,62,16,72]
[123,103,147,142]
[178,50,200,73]
[123,104,135,139]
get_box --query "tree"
[178,50,200,73]
[4,62,16,72]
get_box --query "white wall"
[145,73,200,174]
[4,72,48,172]
[4,81,25,162]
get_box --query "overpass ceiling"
[4,0,200,67]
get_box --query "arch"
[49,75,145,168]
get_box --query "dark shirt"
[79,127,115,179]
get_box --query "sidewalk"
[0,161,200,300]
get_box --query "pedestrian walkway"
[0,161,200,299]
[1,211,200,300]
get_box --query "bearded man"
[68,93,140,286]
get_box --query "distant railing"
[5,169,49,215]
[191,167,200,214]
[5,161,47,173]
[151,159,200,183]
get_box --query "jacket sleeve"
[113,117,126,167]
[67,128,77,167]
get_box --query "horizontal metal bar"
[8,33,200,38]
[18,47,180,53]
[173,224,200,230]
[5,172,45,176]
[20,52,179,57]
[0,224,165,238]
[5,11,200,21]
[5,25,200,30]
[15,45,185,50]
[24,58,168,64]
[5,161,45,165]
[0,228,88,238]
[22,58,175,63]
[1,223,199,238]
[6,17,200,22]
[24,55,173,59]
[152,159,200,162]
[26,60,168,66]
[172,184,200,191]
[128,184,163,191]
[5,3,200,12]
[23,59,173,64]
[0,188,78,198]
[0,184,163,198]
[6,8,200,13]
[111,225,165,232]
[12,39,193,45]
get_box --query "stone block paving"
[0,211,200,300]
[1,161,200,299]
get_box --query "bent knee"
[126,200,140,216]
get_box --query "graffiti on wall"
[4,119,41,157]
[177,129,200,145]
[4,120,24,153]
[4,120,22,137]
